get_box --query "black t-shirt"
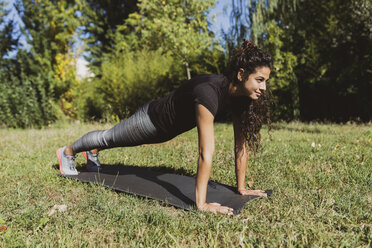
[148,74,230,138]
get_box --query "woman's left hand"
[238,189,267,197]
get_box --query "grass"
[0,121,371,247]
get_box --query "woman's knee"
[100,129,115,147]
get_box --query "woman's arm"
[232,116,267,197]
[195,104,233,215]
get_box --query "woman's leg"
[58,102,173,174]
[68,102,167,155]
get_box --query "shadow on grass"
[271,123,322,133]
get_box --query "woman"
[56,40,273,215]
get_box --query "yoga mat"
[61,165,272,214]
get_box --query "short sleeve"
[193,83,219,117]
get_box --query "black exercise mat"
[61,165,272,214]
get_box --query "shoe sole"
[56,148,65,175]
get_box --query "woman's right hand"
[238,189,267,197]
[198,202,234,215]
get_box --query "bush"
[0,73,56,128]
[70,77,107,122]
[99,49,177,119]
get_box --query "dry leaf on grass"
[48,205,68,217]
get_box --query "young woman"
[56,40,273,215]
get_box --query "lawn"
[0,122,371,247]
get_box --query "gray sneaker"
[82,151,101,172]
[56,146,78,175]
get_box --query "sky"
[209,0,232,39]
[2,0,232,77]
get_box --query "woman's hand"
[198,202,234,215]
[238,188,267,197]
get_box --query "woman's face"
[236,66,271,100]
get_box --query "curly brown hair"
[228,40,273,152]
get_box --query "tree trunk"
[185,62,191,80]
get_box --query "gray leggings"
[72,103,171,153]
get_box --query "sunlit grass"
[0,122,371,247]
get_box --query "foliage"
[88,0,225,120]
[69,77,107,122]
[0,2,18,57]
[227,0,301,121]
[272,0,372,121]
[79,0,138,77]
[227,0,299,46]
[229,0,372,121]
[0,2,56,128]
[1,0,226,127]
[0,0,85,127]
[99,49,175,119]
[0,56,55,128]
[17,0,81,110]
[118,0,220,79]
[263,21,298,121]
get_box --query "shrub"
[0,73,56,128]
[100,49,176,119]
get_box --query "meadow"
[0,122,371,247]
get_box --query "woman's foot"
[82,151,101,172]
[56,146,78,175]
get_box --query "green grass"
[0,122,371,247]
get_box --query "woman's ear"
[237,68,245,82]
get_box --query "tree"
[263,21,298,121]
[0,1,18,58]
[227,0,300,120]
[79,0,138,76]
[0,2,45,128]
[228,0,372,121]
[118,0,220,79]
[0,0,82,127]
[16,0,80,99]
[227,0,298,45]
[268,0,372,121]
